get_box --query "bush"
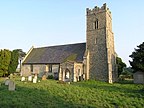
[47,75,54,79]
[119,75,125,81]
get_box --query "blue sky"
[0,0,144,66]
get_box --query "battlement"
[86,3,111,15]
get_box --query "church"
[22,3,117,83]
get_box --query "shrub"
[47,75,54,79]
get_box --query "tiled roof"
[23,43,86,64]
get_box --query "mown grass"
[0,77,144,108]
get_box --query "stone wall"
[22,64,59,78]
[74,62,83,82]
[21,65,31,77]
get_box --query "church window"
[93,19,99,30]
[95,38,97,44]
[49,64,52,72]
[78,69,81,76]
[96,19,98,29]
[30,64,33,72]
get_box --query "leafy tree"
[8,50,19,74]
[129,42,144,72]
[116,56,126,76]
[16,49,26,58]
[0,49,11,76]
[8,49,26,74]
[0,50,2,76]
[121,67,133,79]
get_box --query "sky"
[0,0,144,66]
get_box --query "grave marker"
[8,80,15,91]
[5,79,11,85]
[28,75,32,81]
[21,77,26,81]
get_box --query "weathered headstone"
[42,75,47,80]
[8,80,15,91]
[134,71,144,84]
[34,75,38,79]
[21,77,26,81]
[28,75,32,81]
[5,79,11,85]
[33,78,37,83]
[33,74,38,83]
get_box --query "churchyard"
[0,76,143,108]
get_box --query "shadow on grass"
[72,80,144,98]
[0,83,94,108]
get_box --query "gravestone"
[8,80,15,91]
[134,71,144,84]
[5,79,11,85]
[42,75,47,80]
[33,74,38,83]
[33,78,37,83]
[28,75,32,81]
[34,75,38,79]
[21,77,26,81]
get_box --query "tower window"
[96,19,98,29]
[95,38,97,44]
[93,19,99,29]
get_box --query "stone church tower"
[86,3,117,83]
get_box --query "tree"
[8,49,26,74]
[121,67,133,79]
[116,56,126,76]
[0,49,11,76]
[16,49,26,58]
[8,50,19,74]
[129,42,144,72]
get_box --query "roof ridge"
[35,42,86,49]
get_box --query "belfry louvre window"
[93,19,98,29]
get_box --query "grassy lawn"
[0,77,144,108]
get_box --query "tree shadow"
[0,82,95,108]
[72,80,144,99]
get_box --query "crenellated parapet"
[86,3,111,15]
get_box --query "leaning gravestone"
[5,79,11,86]
[8,80,15,91]
[28,75,32,81]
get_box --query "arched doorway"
[65,68,71,81]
